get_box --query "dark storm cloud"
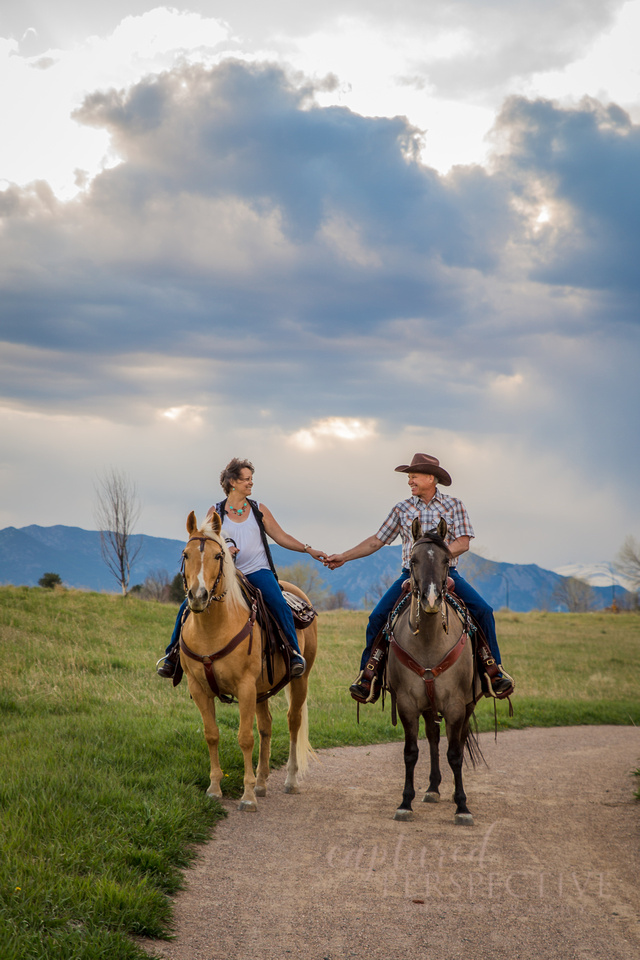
[0,59,638,442]
[494,96,640,299]
[0,61,517,364]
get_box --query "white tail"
[284,688,318,778]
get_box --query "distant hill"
[0,524,631,612]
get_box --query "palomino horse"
[179,511,317,811]
[386,518,482,825]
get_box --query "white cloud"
[288,417,378,449]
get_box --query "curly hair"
[219,457,255,495]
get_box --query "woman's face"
[232,467,254,498]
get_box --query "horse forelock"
[413,531,451,557]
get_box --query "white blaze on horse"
[387,518,483,825]
[179,511,318,811]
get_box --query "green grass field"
[1,586,639,959]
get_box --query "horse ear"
[208,510,222,534]
[187,511,198,535]
[437,518,448,540]
[412,517,423,541]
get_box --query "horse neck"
[407,599,455,653]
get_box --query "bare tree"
[323,589,351,611]
[551,576,596,613]
[278,562,331,608]
[139,568,171,602]
[614,536,640,597]
[363,572,397,609]
[94,469,143,596]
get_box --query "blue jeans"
[165,567,302,656]
[359,566,502,671]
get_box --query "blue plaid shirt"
[375,491,475,568]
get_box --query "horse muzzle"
[414,580,442,614]
[187,587,210,612]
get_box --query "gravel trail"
[140,725,640,960]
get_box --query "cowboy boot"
[349,633,387,703]
[156,642,179,678]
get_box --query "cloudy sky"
[1,0,639,571]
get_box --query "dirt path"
[141,726,640,960]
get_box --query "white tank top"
[221,509,269,576]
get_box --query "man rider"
[324,453,514,701]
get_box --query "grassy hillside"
[1,586,639,959]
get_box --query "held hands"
[306,546,328,563]
[322,553,346,570]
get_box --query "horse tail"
[463,713,486,769]
[284,687,318,777]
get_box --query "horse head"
[409,517,451,628]
[182,511,234,612]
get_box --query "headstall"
[181,535,228,604]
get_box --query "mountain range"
[0,524,632,612]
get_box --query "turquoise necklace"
[228,500,248,516]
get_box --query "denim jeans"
[358,566,502,670]
[165,567,302,657]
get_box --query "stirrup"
[485,665,515,698]
[156,654,176,678]
[349,671,381,705]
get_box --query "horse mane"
[197,517,246,612]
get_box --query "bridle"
[181,535,228,606]
[409,535,450,635]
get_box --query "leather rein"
[179,534,257,699]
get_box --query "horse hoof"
[422,791,440,804]
[206,788,222,800]
[238,800,258,812]
[393,809,414,822]
[255,785,267,797]
[454,812,474,826]
[284,784,300,795]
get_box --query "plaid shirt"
[375,491,475,569]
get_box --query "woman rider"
[157,457,326,679]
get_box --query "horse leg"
[284,675,309,794]
[394,708,420,821]
[255,700,272,797]
[187,676,223,799]
[445,716,474,825]
[236,681,258,812]
[422,712,442,803]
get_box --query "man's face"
[407,472,436,500]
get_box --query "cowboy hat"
[394,453,452,486]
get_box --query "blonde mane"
[197,516,246,611]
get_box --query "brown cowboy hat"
[394,453,452,486]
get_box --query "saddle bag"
[282,590,317,630]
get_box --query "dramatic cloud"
[1,6,639,569]
[494,95,640,296]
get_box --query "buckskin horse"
[386,518,482,824]
[179,511,317,811]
